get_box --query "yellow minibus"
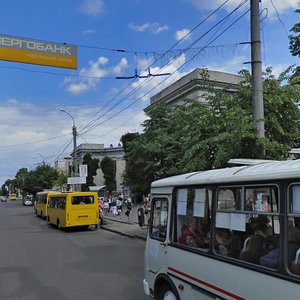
[10,193,17,201]
[47,192,99,229]
[34,191,56,219]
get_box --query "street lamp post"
[60,109,78,191]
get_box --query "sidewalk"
[100,204,149,240]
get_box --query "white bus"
[143,160,300,300]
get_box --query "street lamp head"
[59,108,75,127]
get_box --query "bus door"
[147,196,169,274]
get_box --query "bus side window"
[172,187,211,250]
[150,199,168,240]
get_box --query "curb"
[104,217,135,225]
[100,225,146,240]
[100,225,135,238]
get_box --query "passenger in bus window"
[246,196,254,211]
[239,233,267,264]
[215,229,233,256]
[248,215,273,238]
[240,215,274,264]
[179,218,207,248]
[261,222,300,269]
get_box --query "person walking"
[125,197,132,221]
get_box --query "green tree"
[100,156,116,193]
[289,23,300,84]
[53,171,68,191]
[1,179,14,196]
[81,153,99,191]
[23,164,58,195]
[15,167,29,196]
[123,69,300,194]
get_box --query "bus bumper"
[143,279,150,296]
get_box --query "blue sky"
[0,0,299,186]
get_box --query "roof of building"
[89,185,106,191]
[149,68,244,106]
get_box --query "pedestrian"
[116,197,122,215]
[111,197,117,216]
[125,197,132,221]
[143,196,150,225]
[107,196,112,212]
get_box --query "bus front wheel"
[158,283,179,300]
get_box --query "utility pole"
[251,0,265,140]
[60,109,78,191]
[72,123,78,181]
[36,152,45,166]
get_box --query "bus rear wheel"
[158,283,179,300]
[57,219,61,229]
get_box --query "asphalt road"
[0,200,148,300]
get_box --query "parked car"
[0,196,7,202]
[23,197,34,206]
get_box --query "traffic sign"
[67,177,86,184]
[79,164,88,177]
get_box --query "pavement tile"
[100,205,148,240]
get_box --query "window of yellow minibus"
[10,193,17,201]
[34,191,56,219]
[47,192,99,229]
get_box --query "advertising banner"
[0,34,77,69]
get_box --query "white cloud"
[128,22,169,34]
[261,0,300,19]
[130,54,191,103]
[267,63,290,77]
[205,55,248,74]
[79,0,104,17]
[0,97,146,182]
[128,22,151,32]
[112,58,129,75]
[175,28,192,41]
[63,57,129,95]
[82,29,96,35]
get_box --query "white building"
[54,144,125,193]
[149,68,244,108]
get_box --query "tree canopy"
[122,68,300,195]
[100,156,116,193]
[289,22,300,84]
[1,164,59,196]
[81,153,99,191]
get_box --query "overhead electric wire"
[49,138,74,165]
[0,65,116,79]
[78,0,235,135]
[87,6,250,134]
[0,43,241,80]
[85,110,143,139]
[269,0,289,38]
[0,132,71,148]
[0,0,246,151]
[79,0,249,136]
